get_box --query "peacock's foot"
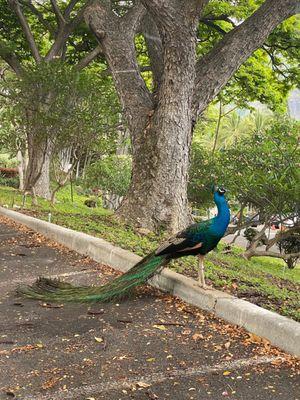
[196,281,213,290]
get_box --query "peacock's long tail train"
[17,252,170,303]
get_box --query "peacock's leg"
[197,255,212,290]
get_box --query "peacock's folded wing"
[155,219,213,256]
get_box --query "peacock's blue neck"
[212,198,230,236]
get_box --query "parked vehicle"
[270,215,297,229]
[282,219,295,228]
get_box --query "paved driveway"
[0,217,299,400]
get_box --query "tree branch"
[141,0,208,28]
[85,1,153,134]
[122,0,146,32]
[200,19,227,35]
[75,45,103,70]
[0,47,24,76]
[20,0,55,34]
[192,0,299,118]
[201,14,236,27]
[50,0,66,26]
[9,0,42,63]
[64,0,80,19]
[262,45,289,78]
[266,225,300,249]
[45,1,91,61]
[245,250,300,260]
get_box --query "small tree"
[217,116,300,261]
[0,62,120,203]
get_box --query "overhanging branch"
[246,249,300,260]
[50,0,66,26]
[9,0,42,63]
[75,45,103,70]
[64,0,80,19]
[20,0,55,34]
[45,0,91,61]
[85,1,153,134]
[0,47,24,76]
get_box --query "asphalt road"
[0,217,299,400]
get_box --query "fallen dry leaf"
[153,324,167,331]
[136,381,151,388]
[42,376,61,390]
[192,333,204,341]
[40,302,64,309]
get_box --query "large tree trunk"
[24,134,52,200]
[117,121,192,232]
[86,1,198,232]
[117,29,196,231]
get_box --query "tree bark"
[34,148,51,200]
[16,150,26,191]
[118,26,196,231]
[24,134,52,200]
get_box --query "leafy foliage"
[188,145,216,210]
[0,174,19,188]
[216,116,299,219]
[191,116,299,213]
[0,0,98,64]
[194,105,272,153]
[85,155,132,197]
[198,3,300,110]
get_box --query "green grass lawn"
[0,185,299,321]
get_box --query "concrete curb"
[1,206,299,357]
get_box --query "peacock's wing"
[155,219,213,256]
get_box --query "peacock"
[18,187,230,302]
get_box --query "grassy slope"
[0,185,299,321]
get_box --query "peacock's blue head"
[213,187,227,204]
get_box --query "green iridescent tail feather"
[17,253,169,303]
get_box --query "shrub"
[0,175,19,188]
[277,233,300,269]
